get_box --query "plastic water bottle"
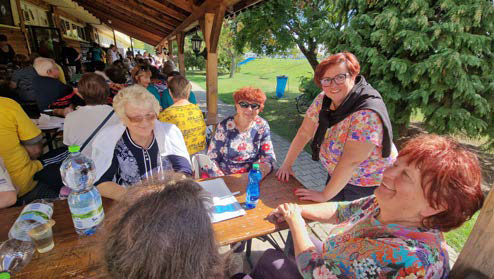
[8,200,53,241]
[60,145,104,236]
[0,239,35,278]
[245,164,262,209]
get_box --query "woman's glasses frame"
[238,101,261,110]
[320,73,349,86]
[126,113,157,123]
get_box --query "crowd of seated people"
[0,44,487,278]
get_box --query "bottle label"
[70,202,104,230]
[18,203,53,224]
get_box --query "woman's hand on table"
[268,203,303,225]
[294,188,328,203]
[276,164,295,182]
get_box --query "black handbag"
[34,110,115,187]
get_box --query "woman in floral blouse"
[277,52,397,203]
[237,134,483,279]
[207,87,275,177]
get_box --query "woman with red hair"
[236,134,484,279]
[207,87,276,177]
[277,52,397,202]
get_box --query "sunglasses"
[238,101,260,110]
[320,73,349,86]
[126,113,157,123]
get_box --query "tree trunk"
[295,41,319,71]
[229,54,236,78]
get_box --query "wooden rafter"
[76,0,168,37]
[137,0,188,21]
[89,0,176,32]
[79,5,162,44]
[163,0,193,13]
[162,0,223,43]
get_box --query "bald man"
[32,58,73,111]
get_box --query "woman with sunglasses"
[206,87,276,177]
[277,52,397,203]
[90,85,192,200]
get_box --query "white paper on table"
[34,114,65,129]
[197,178,246,223]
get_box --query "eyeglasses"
[320,73,349,86]
[238,101,260,110]
[126,113,157,123]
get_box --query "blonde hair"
[113,85,160,120]
[168,75,191,100]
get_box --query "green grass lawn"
[186,57,479,253]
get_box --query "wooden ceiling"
[72,0,264,46]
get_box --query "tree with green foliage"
[218,20,243,78]
[234,0,343,70]
[324,0,494,145]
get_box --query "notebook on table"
[197,178,246,223]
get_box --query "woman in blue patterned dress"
[206,87,276,177]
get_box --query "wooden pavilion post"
[15,0,31,54]
[112,27,117,46]
[167,39,173,62]
[200,4,226,115]
[450,189,494,278]
[130,36,134,55]
[176,32,185,77]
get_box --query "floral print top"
[297,196,450,279]
[306,93,397,186]
[206,115,276,176]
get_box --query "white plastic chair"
[191,153,214,179]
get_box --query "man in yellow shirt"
[158,76,206,155]
[0,97,58,204]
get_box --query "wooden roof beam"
[81,5,163,44]
[209,3,226,53]
[161,0,223,44]
[91,0,176,32]
[163,0,193,13]
[77,0,168,37]
[137,0,188,21]
[107,0,182,27]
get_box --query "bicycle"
[295,93,312,114]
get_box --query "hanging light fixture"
[191,32,203,57]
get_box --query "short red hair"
[314,52,361,88]
[233,87,267,111]
[400,134,484,232]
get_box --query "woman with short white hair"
[91,85,191,200]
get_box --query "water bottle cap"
[252,163,260,170]
[0,272,11,279]
[68,145,80,153]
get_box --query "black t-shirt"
[33,75,73,110]
[0,45,15,65]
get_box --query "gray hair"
[113,85,160,121]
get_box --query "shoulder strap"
[81,110,115,151]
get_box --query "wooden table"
[0,173,310,278]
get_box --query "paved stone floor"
[191,82,458,273]
[191,82,328,192]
